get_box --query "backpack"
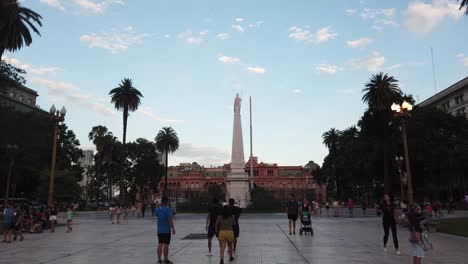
[421,231,433,251]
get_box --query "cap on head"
[162,196,169,204]
[229,198,235,206]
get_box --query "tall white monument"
[227,93,250,207]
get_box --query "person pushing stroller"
[300,198,313,236]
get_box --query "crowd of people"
[2,201,75,243]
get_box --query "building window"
[253,170,259,176]
[297,184,301,189]
[282,184,286,189]
[269,182,273,189]
[455,94,465,105]
[288,183,292,189]
[195,183,199,189]
[18,96,23,101]
[9,92,14,97]
[441,101,450,110]
[267,170,273,176]
[456,107,465,116]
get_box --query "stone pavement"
[1,212,467,264]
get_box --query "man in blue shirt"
[2,202,13,243]
[155,196,175,264]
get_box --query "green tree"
[362,73,402,195]
[322,128,341,198]
[0,60,26,88]
[109,78,143,145]
[0,0,42,60]
[155,127,179,193]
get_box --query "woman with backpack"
[408,205,426,264]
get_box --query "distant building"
[0,83,40,112]
[78,150,94,187]
[162,158,327,202]
[419,77,468,118]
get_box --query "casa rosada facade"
[161,157,327,202]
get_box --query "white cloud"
[30,77,114,116]
[248,21,264,28]
[456,53,468,67]
[232,25,245,33]
[73,0,124,14]
[29,77,78,92]
[338,88,356,95]
[3,57,61,75]
[288,26,337,44]
[177,29,192,39]
[186,37,203,44]
[354,7,399,30]
[139,107,183,123]
[312,26,338,43]
[80,26,149,53]
[404,0,463,32]
[346,37,374,48]
[218,55,240,64]
[199,30,208,36]
[40,0,65,11]
[388,64,402,70]
[235,18,244,23]
[346,9,357,15]
[173,142,230,166]
[315,64,343,75]
[292,89,302,94]
[216,33,230,40]
[349,52,385,71]
[246,66,266,74]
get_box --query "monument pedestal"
[227,168,250,208]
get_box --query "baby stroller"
[299,211,313,236]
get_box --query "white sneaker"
[396,250,401,255]
[207,253,212,257]
[383,247,387,253]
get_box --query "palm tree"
[0,0,42,60]
[109,78,143,145]
[155,127,179,193]
[362,73,402,195]
[460,0,468,15]
[362,72,402,112]
[322,128,342,198]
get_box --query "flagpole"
[250,96,254,190]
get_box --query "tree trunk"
[120,107,128,202]
[383,143,390,195]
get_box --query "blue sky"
[6,0,468,166]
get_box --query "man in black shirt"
[229,198,242,252]
[286,194,300,235]
[206,198,220,256]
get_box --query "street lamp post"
[395,156,404,201]
[48,105,66,208]
[391,101,414,205]
[4,144,19,206]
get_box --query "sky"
[5,0,468,166]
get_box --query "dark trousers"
[383,221,398,249]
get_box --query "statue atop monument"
[234,93,241,114]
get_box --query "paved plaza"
[1,212,468,264]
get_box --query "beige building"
[419,77,468,118]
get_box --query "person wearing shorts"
[2,202,13,243]
[155,196,175,264]
[66,207,73,233]
[49,206,58,232]
[216,204,235,264]
[206,198,220,256]
[286,194,300,235]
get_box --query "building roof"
[419,77,468,107]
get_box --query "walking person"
[66,206,73,233]
[124,205,130,224]
[155,196,175,264]
[229,198,241,252]
[206,198,220,256]
[286,194,300,235]
[142,201,147,218]
[381,194,401,255]
[109,204,115,224]
[12,204,24,241]
[408,206,425,264]
[215,204,235,263]
[2,202,13,243]
[325,201,330,217]
[49,206,58,232]
[115,205,122,224]
[361,198,367,216]
[151,201,156,217]
[333,200,339,217]
[347,198,354,217]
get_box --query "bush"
[245,188,283,212]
